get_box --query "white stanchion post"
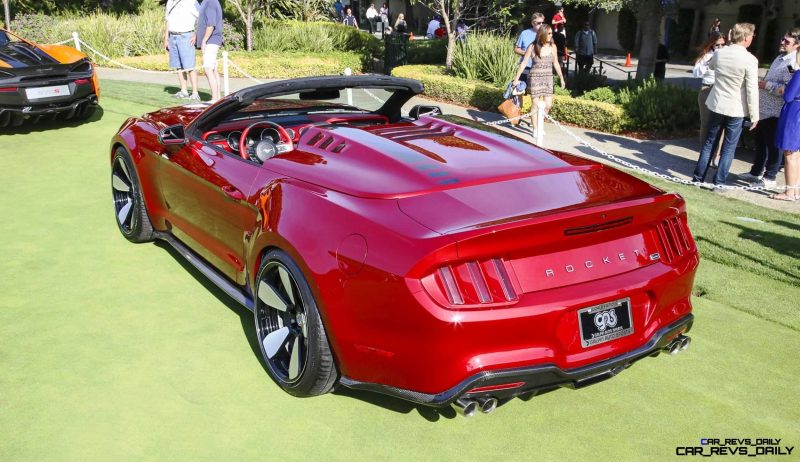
[536,101,545,146]
[344,67,353,106]
[222,51,229,96]
[72,32,81,51]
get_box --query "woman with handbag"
[512,25,565,138]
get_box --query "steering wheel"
[239,121,294,162]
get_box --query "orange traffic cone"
[624,53,633,67]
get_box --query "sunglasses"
[714,43,724,48]
[781,38,797,45]
[533,21,544,25]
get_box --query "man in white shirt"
[164,0,200,100]
[692,23,759,189]
[366,4,378,34]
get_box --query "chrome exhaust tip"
[454,399,478,417]
[664,339,681,355]
[476,397,498,414]
[680,335,691,351]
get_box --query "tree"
[412,0,514,69]
[561,0,677,80]
[3,0,10,30]
[228,0,264,51]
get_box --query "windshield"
[224,88,397,123]
[0,30,24,47]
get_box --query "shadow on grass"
[150,241,461,420]
[695,235,800,283]
[0,106,105,135]
[152,241,268,379]
[723,221,800,263]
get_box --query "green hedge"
[115,51,363,78]
[407,39,447,64]
[392,65,629,133]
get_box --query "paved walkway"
[97,68,798,214]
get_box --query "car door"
[158,139,260,284]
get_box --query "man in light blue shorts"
[164,0,200,100]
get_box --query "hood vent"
[371,121,456,142]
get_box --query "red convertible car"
[110,76,698,416]
[0,28,99,127]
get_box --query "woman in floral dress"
[512,25,566,138]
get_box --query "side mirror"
[409,105,442,120]
[158,124,187,146]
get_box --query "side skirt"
[155,231,255,312]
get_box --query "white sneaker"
[173,90,189,99]
[738,172,762,182]
[188,92,201,101]
[753,178,777,189]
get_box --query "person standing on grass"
[772,52,800,201]
[512,24,566,138]
[738,29,799,191]
[692,23,759,191]
[693,32,726,168]
[196,0,223,104]
[164,0,200,101]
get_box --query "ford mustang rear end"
[110,76,698,416]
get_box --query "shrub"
[619,78,698,131]
[568,67,608,96]
[580,87,618,104]
[407,39,447,64]
[115,51,364,78]
[251,20,381,64]
[548,97,630,133]
[452,32,517,86]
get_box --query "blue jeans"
[751,117,782,181]
[693,111,744,185]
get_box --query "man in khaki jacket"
[692,23,759,189]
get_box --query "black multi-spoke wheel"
[111,147,154,243]
[255,249,338,397]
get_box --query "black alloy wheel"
[255,249,338,397]
[111,147,154,243]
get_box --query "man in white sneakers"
[197,0,224,103]
[164,0,200,100]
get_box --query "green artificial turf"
[1,81,798,461]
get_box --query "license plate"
[25,85,70,100]
[577,298,633,348]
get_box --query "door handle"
[221,185,244,201]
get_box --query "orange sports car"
[0,28,99,127]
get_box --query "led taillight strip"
[655,216,694,263]
[437,259,517,306]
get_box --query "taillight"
[74,79,90,85]
[655,214,695,263]
[422,258,518,308]
[0,87,17,92]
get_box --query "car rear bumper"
[339,313,694,407]
[0,93,97,127]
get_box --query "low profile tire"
[255,249,338,397]
[111,146,154,243]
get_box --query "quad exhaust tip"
[476,397,498,414]
[665,335,691,355]
[454,398,478,417]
